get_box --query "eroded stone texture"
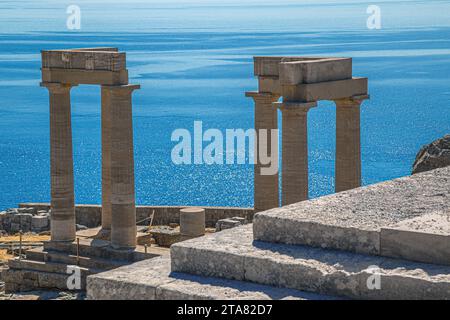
[245,92,280,212]
[254,167,450,255]
[381,212,450,266]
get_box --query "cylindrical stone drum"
[180,207,205,237]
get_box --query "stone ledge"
[380,212,450,265]
[86,256,335,300]
[253,166,450,255]
[171,225,450,300]
[17,203,254,228]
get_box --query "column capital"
[40,82,77,93]
[102,84,140,95]
[245,91,279,101]
[275,101,317,116]
[334,94,369,107]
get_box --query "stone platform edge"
[253,166,450,260]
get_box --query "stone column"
[101,87,112,231]
[102,84,140,249]
[41,82,77,242]
[334,96,367,193]
[277,102,316,206]
[246,92,280,212]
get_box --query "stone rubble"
[0,207,50,234]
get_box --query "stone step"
[3,268,86,292]
[253,167,450,257]
[170,224,450,300]
[8,258,95,275]
[25,247,127,270]
[47,251,127,270]
[43,238,164,262]
[86,256,338,300]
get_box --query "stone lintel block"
[282,77,368,102]
[380,213,450,266]
[279,58,352,85]
[42,68,129,85]
[254,56,323,77]
[41,49,125,71]
[258,76,281,95]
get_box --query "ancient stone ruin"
[247,57,368,211]
[2,50,450,300]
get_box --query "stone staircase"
[86,167,450,300]
[3,238,166,293]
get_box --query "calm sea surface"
[0,0,449,209]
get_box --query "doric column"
[245,91,280,212]
[277,101,316,206]
[101,87,112,231]
[102,84,140,249]
[334,96,367,193]
[41,82,77,242]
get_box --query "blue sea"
[0,0,449,210]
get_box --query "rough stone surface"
[87,256,335,300]
[31,216,49,231]
[216,217,247,232]
[171,225,450,300]
[380,212,450,266]
[17,203,254,229]
[253,167,450,255]
[412,135,450,174]
[0,289,85,300]
[180,207,205,237]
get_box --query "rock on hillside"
[412,135,450,174]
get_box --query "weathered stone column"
[41,82,77,242]
[334,96,367,192]
[102,84,140,249]
[101,88,112,231]
[246,92,280,212]
[277,102,316,206]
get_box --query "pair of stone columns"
[247,92,365,211]
[42,82,139,249]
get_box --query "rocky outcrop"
[0,208,50,234]
[412,134,450,174]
